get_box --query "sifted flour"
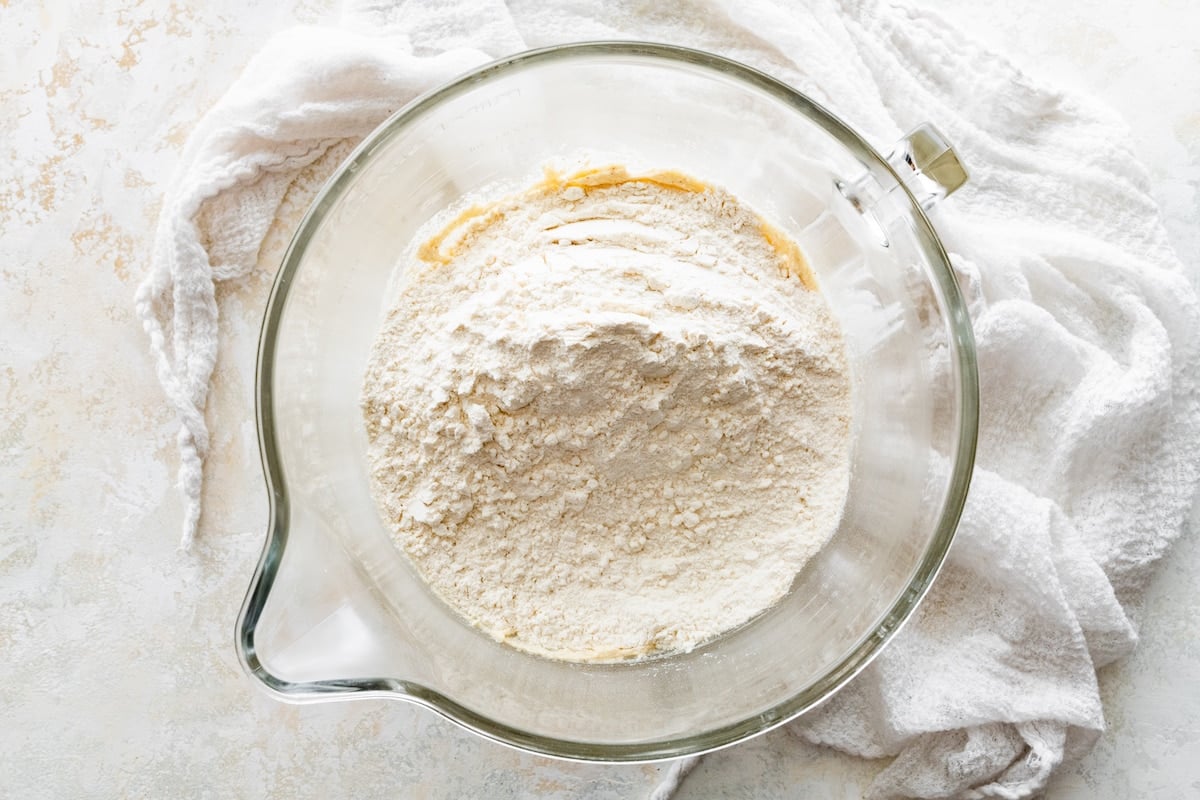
[362,166,852,661]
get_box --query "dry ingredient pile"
[362,165,852,662]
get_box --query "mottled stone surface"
[2,1,1196,797]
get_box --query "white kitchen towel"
[135,0,1200,797]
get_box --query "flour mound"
[363,168,852,661]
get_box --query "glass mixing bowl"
[238,42,978,761]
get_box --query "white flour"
[362,166,852,661]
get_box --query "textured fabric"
[133,27,489,547]
[136,0,1200,797]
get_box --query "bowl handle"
[884,123,969,211]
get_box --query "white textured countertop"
[3,1,1197,797]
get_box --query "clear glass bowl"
[238,42,978,761]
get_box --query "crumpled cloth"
[135,0,1200,797]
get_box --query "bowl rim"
[236,40,979,763]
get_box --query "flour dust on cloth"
[135,0,1200,797]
